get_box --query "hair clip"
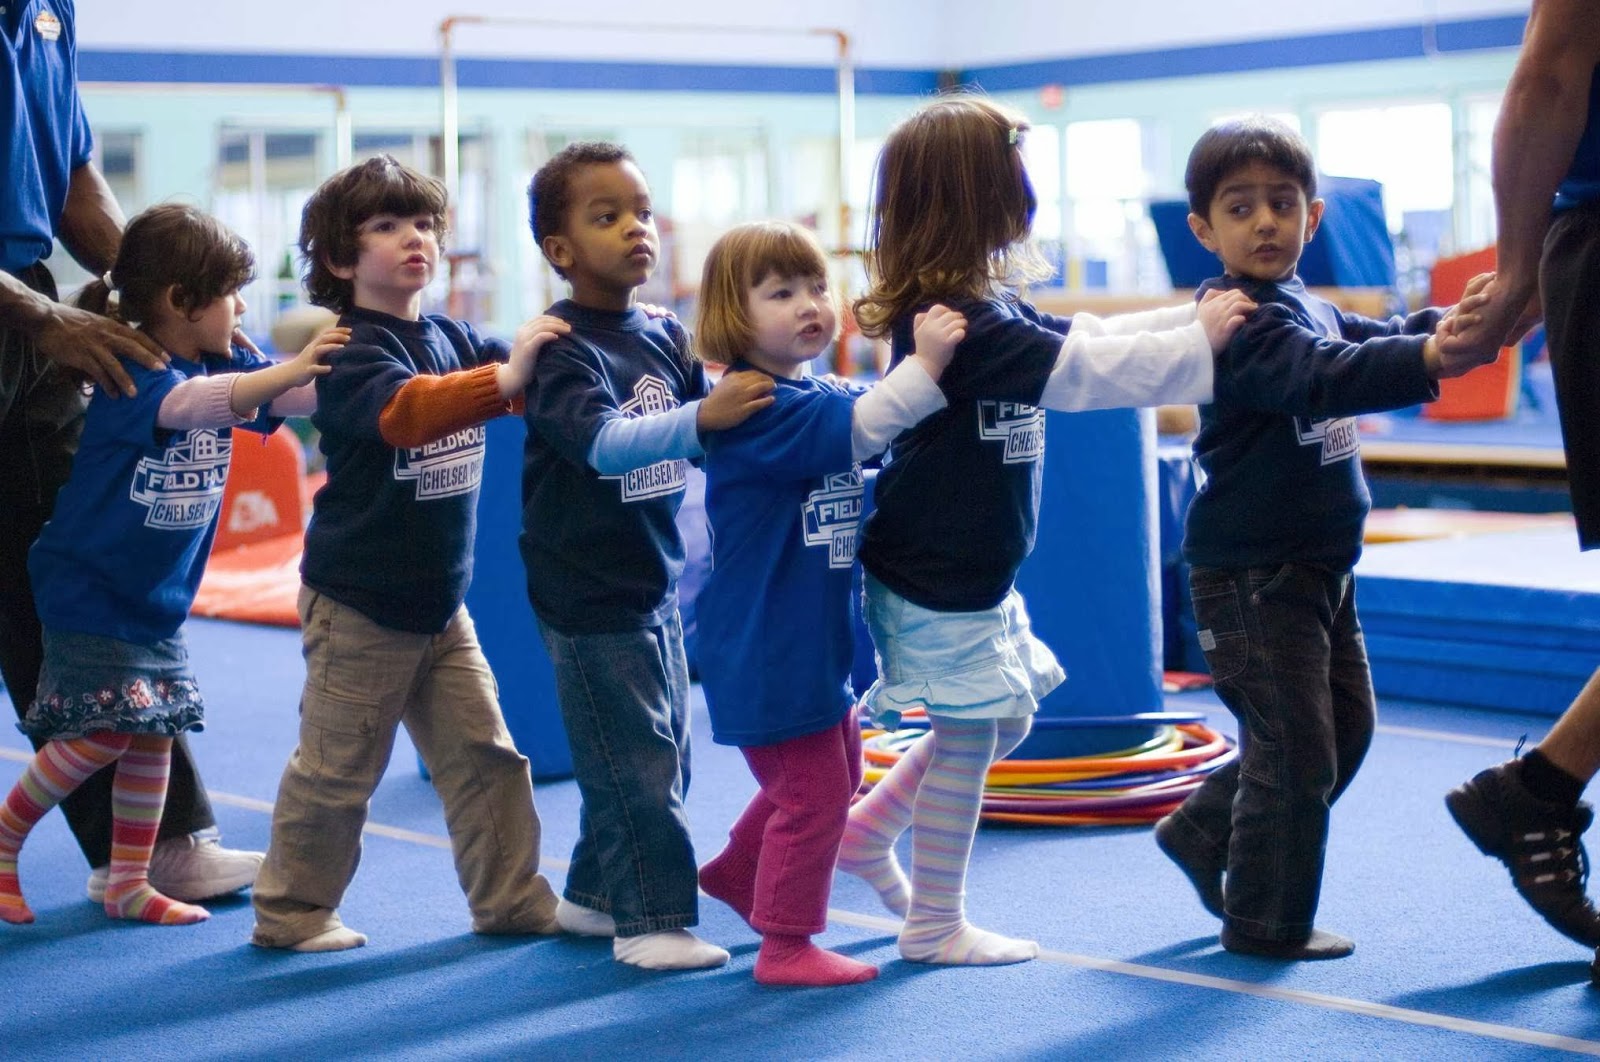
[1008,126,1020,146]
[101,270,115,288]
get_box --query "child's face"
[334,212,440,316]
[744,272,836,378]
[1188,159,1325,283]
[542,161,658,310]
[165,288,244,361]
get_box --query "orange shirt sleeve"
[377,364,521,449]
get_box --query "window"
[1064,118,1162,291]
[1314,102,1455,296]
[1461,94,1503,253]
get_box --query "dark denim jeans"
[1166,562,1375,941]
[537,612,699,936]
[1,263,210,864]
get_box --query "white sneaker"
[86,829,264,903]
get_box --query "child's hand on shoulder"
[637,302,676,320]
[499,314,572,399]
[1197,288,1257,353]
[911,304,966,380]
[697,370,775,431]
[284,326,350,386]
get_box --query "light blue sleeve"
[586,400,705,474]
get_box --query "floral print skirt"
[20,628,205,741]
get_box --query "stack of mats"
[1354,525,1600,715]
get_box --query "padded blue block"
[1151,177,1397,289]
[465,415,574,781]
[1014,408,1164,759]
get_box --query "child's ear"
[326,254,357,282]
[541,234,574,273]
[1303,198,1326,243]
[1187,212,1220,255]
[162,284,191,318]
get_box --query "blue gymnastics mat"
[1354,528,1600,715]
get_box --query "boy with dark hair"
[1153,118,1496,960]
[251,154,570,952]
[521,142,771,970]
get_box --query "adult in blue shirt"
[1444,0,1600,954]
[1,0,261,902]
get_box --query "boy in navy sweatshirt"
[252,155,569,952]
[1153,118,1495,961]
[521,142,772,971]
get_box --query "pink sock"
[698,846,758,928]
[754,933,878,987]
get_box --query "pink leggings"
[726,711,864,936]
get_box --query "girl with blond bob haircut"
[835,92,1256,967]
[695,221,835,363]
[690,218,968,987]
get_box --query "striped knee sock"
[104,736,208,926]
[837,731,935,918]
[0,733,131,924]
[899,715,1038,966]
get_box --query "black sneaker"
[1446,759,1600,946]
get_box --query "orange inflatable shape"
[1424,246,1521,421]
[192,427,308,627]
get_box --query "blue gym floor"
[4,615,1600,1060]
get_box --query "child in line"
[1154,117,1494,960]
[691,221,965,987]
[522,142,773,971]
[251,155,568,953]
[1,203,344,926]
[839,93,1256,966]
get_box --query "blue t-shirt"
[1555,65,1600,213]
[858,295,1072,613]
[697,365,861,747]
[1182,274,1440,572]
[301,306,508,634]
[30,346,281,644]
[520,300,709,635]
[2,1,92,275]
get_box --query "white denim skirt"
[859,574,1065,731]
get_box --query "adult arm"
[1447,0,1600,353]
[0,163,167,396]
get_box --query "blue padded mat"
[1355,529,1600,715]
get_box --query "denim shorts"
[859,574,1064,730]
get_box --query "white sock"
[556,898,616,937]
[898,715,1038,966]
[899,916,1038,966]
[612,929,729,970]
[289,927,368,953]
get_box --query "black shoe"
[1446,759,1600,946]
[1220,924,1354,961]
[1154,814,1226,919]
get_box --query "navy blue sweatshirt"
[302,307,507,633]
[520,300,709,635]
[1182,275,1441,572]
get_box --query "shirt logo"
[802,469,864,569]
[394,425,485,499]
[977,400,1045,464]
[1294,416,1359,465]
[130,429,230,530]
[34,10,62,41]
[602,374,688,503]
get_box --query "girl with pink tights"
[689,221,963,985]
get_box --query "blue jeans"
[538,613,699,936]
[1167,563,1375,941]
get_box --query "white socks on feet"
[613,929,729,970]
[289,927,368,952]
[899,916,1038,965]
[556,898,616,937]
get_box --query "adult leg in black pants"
[0,266,260,902]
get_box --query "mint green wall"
[81,47,1518,331]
